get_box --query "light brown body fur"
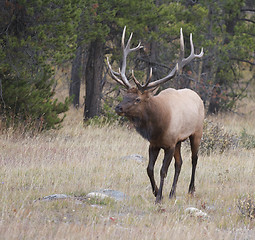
[149,88,204,147]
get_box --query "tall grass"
[0,107,255,240]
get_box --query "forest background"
[1,1,255,239]
[0,0,254,130]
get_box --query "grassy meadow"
[0,99,255,239]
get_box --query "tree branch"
[238,18,255,24]
[231,58,255,65]
[241,8,255,12]
[137,57,173,70]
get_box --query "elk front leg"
[156,147,174,204]
[147,145,160,197]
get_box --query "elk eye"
[135,98,141,103]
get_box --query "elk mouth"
[118,112,125,117]
[115,105,125,116]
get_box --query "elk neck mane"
[131,95,167,143]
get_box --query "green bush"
[237,194,255,219]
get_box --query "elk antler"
[107,26,143,89]
[107,27,203,91]
[133,28,204,91]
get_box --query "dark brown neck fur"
[131,98,166,143]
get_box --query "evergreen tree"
[195,0,255,113]
[0,0,81,130]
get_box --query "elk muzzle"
[115,104,124,116]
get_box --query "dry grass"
[207,94,255,135]
[0,107,255,240]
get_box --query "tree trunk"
[84,39,104,120]
[69,45,82,107]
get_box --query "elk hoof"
[169,190,176,199]
[155,195,162,204]
[153,189,159,197]
[188,186,195,195]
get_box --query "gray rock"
[86,189,127,202]
[40,194,70,201]
[184,207,209,219]
[122,154,146,163]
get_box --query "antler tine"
[119,26,143,89]
[196,47,204,58]
[144,65,178,90]
[120,26,129,83]
[179,28,185,61]
[126,32,133,50]
[180,32,204,68]
[144,67,153,88]
[132,67,153,92]
[132,70,143,91]
[121,26,126,49]
[106,57,129,88]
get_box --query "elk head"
[107,26,204,118]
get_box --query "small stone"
[40,194,70,201]
[122,154,146,163]
[87,192,110,200]
[184,207,209,219]
[91,204,103,209]
[86,189,127,202]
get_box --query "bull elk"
[107,27,204,203]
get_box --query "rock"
[86,189,127,202]
[40,194,70,201]
[122,154,146,163]
[184,207,209,219]
[86,192,110,200]
[91,204,103,209]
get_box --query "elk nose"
[115,105,123,114]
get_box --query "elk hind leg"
[169,142,182,199]
[188,134,201,195]
[147,145,160,197]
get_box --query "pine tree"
[0,0,81,130]
[197,0,255,113]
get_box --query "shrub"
[199,120,255,155]
[200,119,239,155]
[237,194,255,219]
[239,128,255,150]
